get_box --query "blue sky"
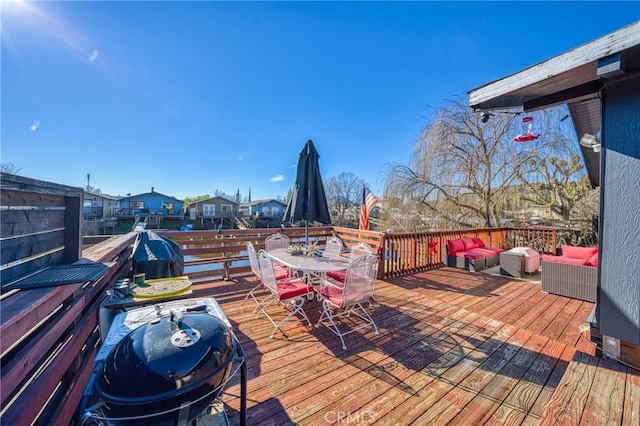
[2,1,638,201]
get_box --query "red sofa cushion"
[561,245,597,260]
[455,249,488,260]
[471,238,485,248]
[587,253,599,267]
[542,254,589,266]
[474,247,504,256]
[447,239,465,255]
[462,238,475,250]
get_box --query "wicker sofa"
[541,245,598,302]
[446,237,504,272]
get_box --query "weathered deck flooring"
[189,267,640,425]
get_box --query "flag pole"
[377,203,410,233]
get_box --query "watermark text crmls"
[324,410,376,424]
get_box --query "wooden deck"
[189,267,640,425]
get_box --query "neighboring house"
[240,199,287,218]
[83,190,117,220]
[187,197,239,219]
[114,187,184,217]
[468,22,640,365]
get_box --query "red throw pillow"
[587,253,599,267]
[561,245,597,260]
[447,239,465,254]
[471,238,485,248]
[462,238,475,250]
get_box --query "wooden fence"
[0,173,136,425]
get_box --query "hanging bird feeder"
[513,116,540,142]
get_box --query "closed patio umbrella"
[283,139,331,246]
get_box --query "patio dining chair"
[326,242,374,282]
[323,236,344,257]
[265,232,290,269]
[316,254,380,350]
[265,232,289,252]
[349,242,373,260]
[257,250,315,339]
[245,242,287,312]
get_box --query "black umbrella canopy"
[283,140,331,243]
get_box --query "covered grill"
[81,299,246,426]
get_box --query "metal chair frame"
[265,233,290,252]
[349,242,373,260]
[245,242,275,313]
[257,251,315,339]
[324,236,344,257]
[316,254,379,350]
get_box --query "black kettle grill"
[91,309,245,426]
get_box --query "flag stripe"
[359,186,379,230]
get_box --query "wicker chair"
[541,260,597,302]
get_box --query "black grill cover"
[132,231,184,279]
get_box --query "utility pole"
[86,173,90,189]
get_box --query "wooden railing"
[159,226,386,281]
[380,227,558,278]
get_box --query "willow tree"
[386,98,574,228]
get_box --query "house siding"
[599,77,640,345]
[117,192,184,216]
[190,197,239,218]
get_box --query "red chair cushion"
[326,270,347,282]
[587,253,599,267]
[447,239,465,255]
[274,268,289,280]
[471,238,485,248]
[543,255,589,266]
[318,285,344,306]
[462,238,475,250]
[561,245,597,260]
[276,279,314,300]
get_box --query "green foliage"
[183,194,211,206]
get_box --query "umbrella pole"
[305,220,309,247]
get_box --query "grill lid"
[95,311,235,401]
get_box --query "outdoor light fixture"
[480,112,495,123]
[580,132,601,152]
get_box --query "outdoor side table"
[500,247,540,278]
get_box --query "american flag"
[359,186,379,230]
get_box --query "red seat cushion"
[455,249,487,260]
[471,238,486,248]
[561,245,597,260]
[318,285,344,306]
[276,279,314,300]
[326,270,347,282]
[587,253,599,267]
[543,255,589,266]
[473,247,504,256]
[447,239,465,255]
[274,268,289,280]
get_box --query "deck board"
[183,266,638,425]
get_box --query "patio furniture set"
[246,234,379,350]
[446,237,598,303]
